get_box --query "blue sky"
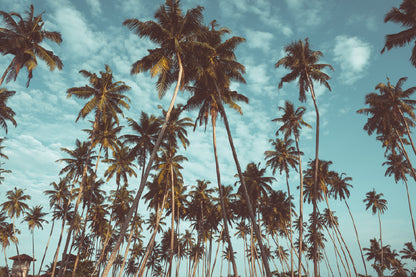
[0,0,415,275]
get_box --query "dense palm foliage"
[1,1,416,277]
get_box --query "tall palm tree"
[122,112,160,178]
[0,187,30,267]
[0,4,63,87]
[273,100,311,275]
[276,38,333,277]
[0,88,16,134]
[264,137,298,276]
[382,152,416,242]
[331,172,368,276]
[364,189,388,275]
[382,0,416,67]
[62,64,130,276]
[23,205,48,277]
[103,143,137,189]
[0,210,14,276]
[184,21,249,277]
[103,3,205,274]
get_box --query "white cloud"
[285,0,326,28]
[333,35,371,85]
[86,0,102,16]
[245,30,274,53]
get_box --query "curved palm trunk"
[118,211,137,277]
[324,225,350,277]
[214,83,272,277]
[295,136,305,277]
[102,54,184,277]
[307,78,320,277]
[37,218,55,276]
[344,200,367,276]
[211,115,239,277]
[402,177,416,243]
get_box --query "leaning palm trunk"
[378,211,384,276]
[324,195,358,276]
[37,218,55,276]
[136,192,168,277]
[118,211,138,277]
[324,225,350,277]
[212,115,239,277]
[396,133,416,243]
[51,214,67,277]
[210,225,224,277]
[345,200,367,276]
[214,83,272,277]
[102,54,184,277]
[169,164,175,277]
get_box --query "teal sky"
[0,0,415,275]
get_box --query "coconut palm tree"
[103,3,205,273]
[0,4,63,87]
[331,172,368,276]
[184,21,249,277]
[400,242,416,262]
[364,189,388,275]
[273,100,311,274]
[0,211,14,277]
[0,187,30,273]
[0,88,16,134]
[382,0,416,67]
[23,205,48,277]
[62,64,130,276]
[276,38,333,277]
[382,152,416,243]
[122,112,160,178]
[264,137,298,276]
[103,143,137,189]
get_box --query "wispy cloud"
[333,35,372,85]
[245,29,274,53]
[285,0,326,28]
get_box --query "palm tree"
[273,100,311,274]
[0,4,63,87]
[400,242,416,262]
[383,152,416,243]
[23,205,48,277]
[0,187,30,268]
[382,0,416,67]
[357,77,416,159]
[184,21,248,277]
[0,89,16,134]
[276,38,333,277]
[363,189,388,275]
[264,137,298,276]
[103,143,137,189]
[103,3,205,274]
[0,211,14,276]
[122,112,160,178]
[331,172,368,276]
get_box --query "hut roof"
[9,254,36,261]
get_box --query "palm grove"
[0,1,416,277]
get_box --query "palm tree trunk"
[32,230,35,277]
[136,192,168,277]
[285,173,294,277]
[324,195,358,276]
[72,207,90,277]
[168,164,175,277]
[3,247,10,277]
[210,225,224,277]
[51,215,67,277]
[37,218,55,276]
[102,53,184,277]
[345,200,367,276]
[214,82,272,277]
[378,211,384,276]
[397,105,416,157]
[295,136,305,277]
[403,177,416,243]
[118,213,136,277]
[211,115,239,277]
[324,226,349,277]
[307,77,320,277]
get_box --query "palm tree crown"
[0,4,63,87]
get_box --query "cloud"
[86,0,102,16]
[285,0,326,27]
[333,35,371,85]
[245,30,274,53]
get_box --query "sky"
[0,0,416,276]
